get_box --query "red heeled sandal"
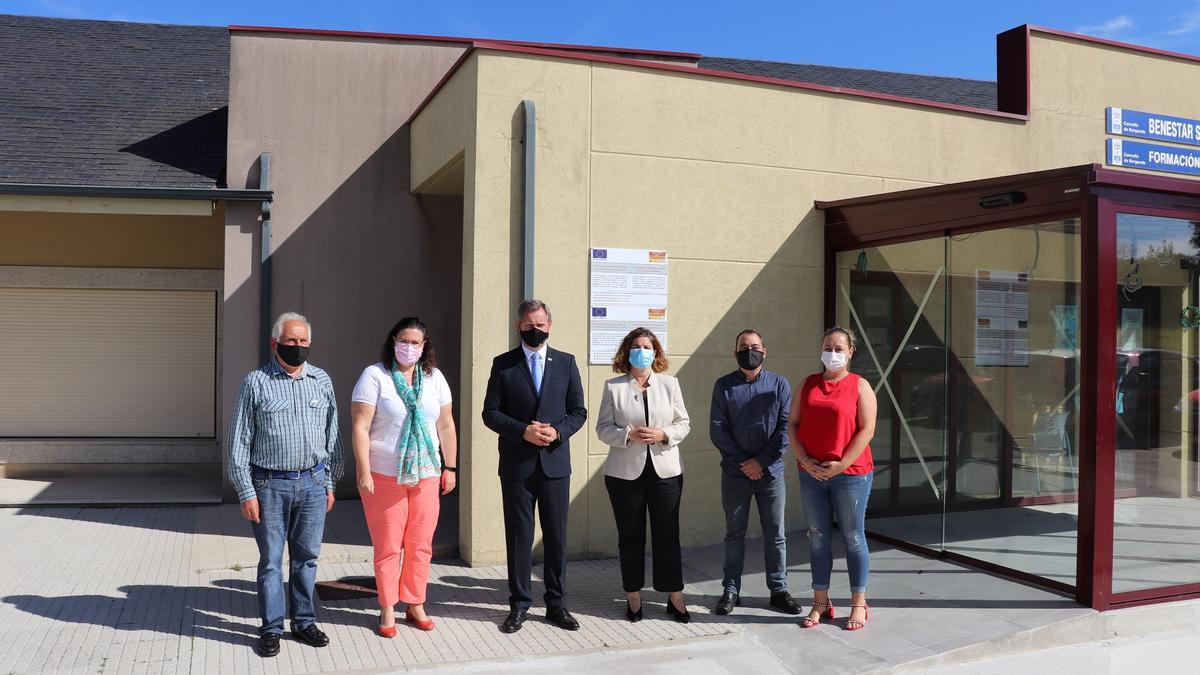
[800,601,834,628]
[845,604,869,631]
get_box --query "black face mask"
[520,327,550,349]
[275,343,310,367]
[736,348,764,370]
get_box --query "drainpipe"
[521,100,535,300]
[258,152,273,364]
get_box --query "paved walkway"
[0,502,1103,673]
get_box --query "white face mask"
[821,350,848,372]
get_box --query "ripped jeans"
[797,470,873,594]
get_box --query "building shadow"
[222,122,465,553]
[120,107,228,184]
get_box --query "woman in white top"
[596,327,692,623]
[350,317,457,637]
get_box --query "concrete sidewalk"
[0,501,1122,674]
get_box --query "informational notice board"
[589,248,668,365]
[976,269,1029,367]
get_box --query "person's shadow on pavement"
[3,578,372,649]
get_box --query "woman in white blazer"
[596,327,692,623]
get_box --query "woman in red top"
[789,327,877,631]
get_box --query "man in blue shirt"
[228,312,344,657]
[709,329,799,615]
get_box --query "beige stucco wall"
[413,31,1200,565]
[224,34,467,503]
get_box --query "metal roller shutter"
[0,288,216,437]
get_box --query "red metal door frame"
[1096,196,1200,609]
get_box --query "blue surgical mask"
[629,347,655,370]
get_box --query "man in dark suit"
[482,299,588,633]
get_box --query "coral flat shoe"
[405,612,435,631]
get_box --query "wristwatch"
[442,465,458,473]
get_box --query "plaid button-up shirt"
[227,359,344,502]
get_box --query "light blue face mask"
[629,346,656,370]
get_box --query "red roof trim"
[406,41,1029,127]
[227,24,701,59]
[406,47,478,129]
[1029,25,1200,65]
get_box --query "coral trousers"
[360,472,440,607]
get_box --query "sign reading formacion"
[1107,107,1200,147]
[1108,138,1200,177]
[589,248,668,365]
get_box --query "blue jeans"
[251,466,328,636]
[797,471,872,594]
[721,471,787,595]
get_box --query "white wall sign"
[975,269,1029,367]
[589,247,668,365]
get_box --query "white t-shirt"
[351,363,453,477]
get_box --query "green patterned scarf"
[391,362,441,485]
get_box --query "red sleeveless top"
[796,372,873,475]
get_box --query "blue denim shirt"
[227,360,344,502]
[710,368,791,478]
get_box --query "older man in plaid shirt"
[228,311,344,658]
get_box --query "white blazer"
[596,373,691,480]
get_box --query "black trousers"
[605,456,684,593]
[501,461,570,610]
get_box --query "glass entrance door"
[1112,211,1200,597]
[943,222,1081,587]
[835,218,1082,590]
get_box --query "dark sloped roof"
[698,56,998,110]
[0,14,228,189]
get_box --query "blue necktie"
[531,352,543,394]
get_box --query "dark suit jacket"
[482,346,588,480]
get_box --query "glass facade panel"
[834,220,1081,587]
[1113,213,1200,594]
[943,222,1081,586]
[835,240,947,549]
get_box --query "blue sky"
[4,0,1200,80]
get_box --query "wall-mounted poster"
[589,248,668,365]
[976,269,1029,366]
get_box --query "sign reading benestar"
[1108,138,1200,177]
[1107,107,1200,146]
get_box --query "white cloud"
[1074,15,1135,38]
[1166,2,1200,35]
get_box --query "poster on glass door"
[976,269,1029,367]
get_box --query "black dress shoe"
[714,591,740,616]
[666,599,691,624]
[626,600,643,623]
[546,607,580,631]
[258,633,280,657]
[291,624,329,647]
[501,609,527,634]
[769,591,802,615]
